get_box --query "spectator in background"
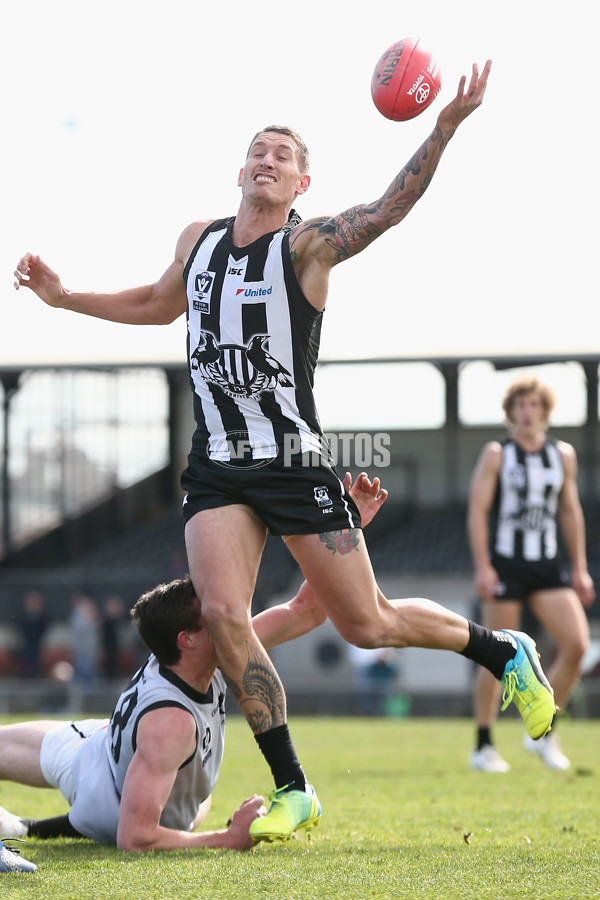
[69,592,101,687]
[100,595,125,679]
[15,590,48,678]
[348,645,400,716]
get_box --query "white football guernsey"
[68,656,226,843]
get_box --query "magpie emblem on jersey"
[191,331,294,399]
[193,271,215,313]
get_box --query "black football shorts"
[491,553,571,602]
[181,455,362,536]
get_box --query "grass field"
[1,715,599,899]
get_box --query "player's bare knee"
[200,594,250,640]
[567,634,589,664]
[336,620,387,649]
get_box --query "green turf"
[1,716,599,899]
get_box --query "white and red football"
[371,37,442,122]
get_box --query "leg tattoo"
[319,528,361,555]
[221,641,286,734]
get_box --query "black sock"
[21,814,83,839]
[477,726,492,750]
[255,724,306,792]
[460,622,517,680]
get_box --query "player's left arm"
[558,441,596,608]
[255,473,388,649]
[290,61,491,309]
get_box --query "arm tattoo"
[221,640,286,733]
[290,213,382,265]
[319,527,361,555]
[295,125,451,265]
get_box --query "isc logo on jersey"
[193,271,215,313]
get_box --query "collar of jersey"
[159,663,214,705]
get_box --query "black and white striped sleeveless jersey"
[68,655,226,843]
[183,216,326,463]
[492,438,564,562]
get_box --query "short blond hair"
[502,377,556,424]
[246,126,310,174]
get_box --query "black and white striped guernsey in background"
[183,216,326,464]
[492,438,564,562]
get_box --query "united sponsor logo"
[236,285,273,298]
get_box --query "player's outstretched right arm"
[13,221,209,325]
[13,252,181,324]
[290,61,492,283]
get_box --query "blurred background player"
[468,377,595,772]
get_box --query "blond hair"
[502,377,556,424]
[246,125,310,174]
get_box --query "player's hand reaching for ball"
[14,252,66,308]
[437,60,492,134]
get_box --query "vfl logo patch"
[193,271,215,314]
[314,486,333,509]
[506,464,526,490]
[191,331,293,399]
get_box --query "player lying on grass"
[0,473,384,859]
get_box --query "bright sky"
[1,0,596,367]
